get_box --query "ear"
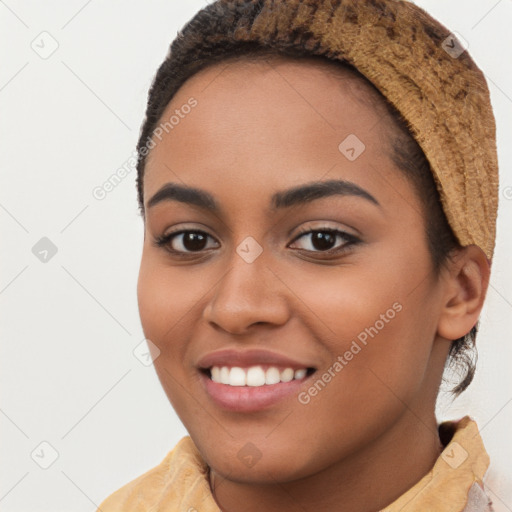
[436,245,490,341]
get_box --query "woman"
[98,0,499,510]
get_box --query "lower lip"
[199,370,314,412]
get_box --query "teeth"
[247,366,266,386]
[265,367,281,385]
[220,366,230,384]
[229,367,246,386]
[211,366,221,382]
[280,368,294,382]
[294,368,307,380]
[209,365,310,386]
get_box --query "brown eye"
[178,232,209,251]
[309,231,337,251]
[155,230,219,254]
[289,228,358,254]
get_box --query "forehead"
[153,54,391,134]
[142,55,409,212]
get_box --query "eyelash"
[153,226,360,258]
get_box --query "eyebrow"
[147,179,380,212]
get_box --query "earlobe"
[436,245,490,341]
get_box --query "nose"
[202,250,290,335]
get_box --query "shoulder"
[96,436,208,511]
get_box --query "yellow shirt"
[97,416,494,511]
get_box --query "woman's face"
[137,57,451,482]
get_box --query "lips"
[196,348,318,412]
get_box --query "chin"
[197,435,329,484]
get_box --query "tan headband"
[223,0,499,260]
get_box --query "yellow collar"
[381,416,493,511]
[98,416,493,511]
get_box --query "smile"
[196,348,318,411]
[199,365,317,412]
[207,365,314,386]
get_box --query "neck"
[209,411,443,512]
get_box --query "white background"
[1,1,511,510]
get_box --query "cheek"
[137,256,173,342]
[287,270,435,467]
[136,252,207,414]
[137,251,207,345]
[286,255,436,400]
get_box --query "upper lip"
[197,348,316,371]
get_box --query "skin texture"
[137,56,490,511]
